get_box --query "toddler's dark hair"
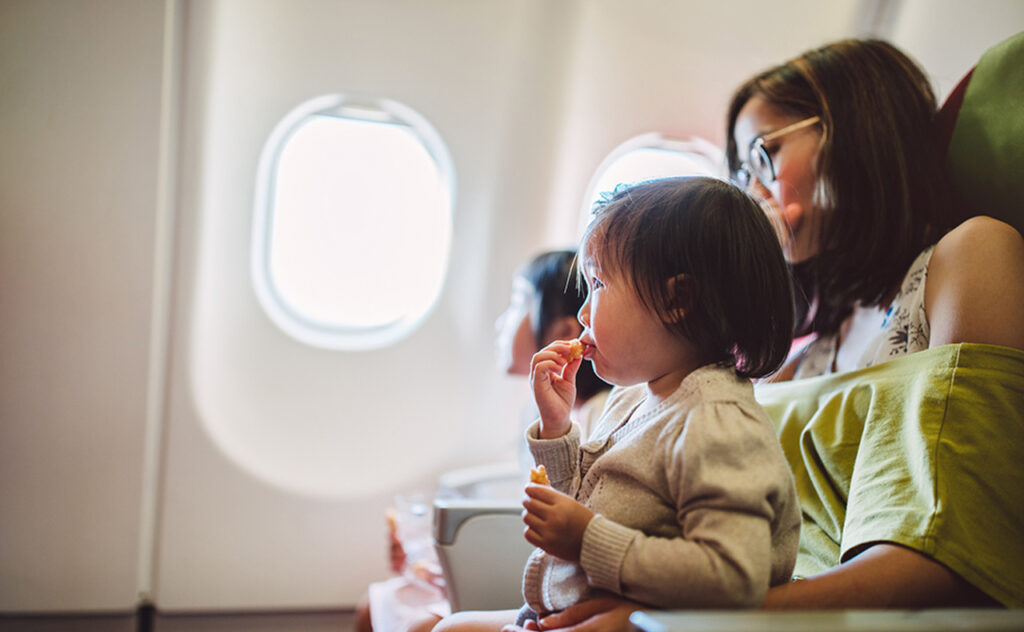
[584,177,793,379]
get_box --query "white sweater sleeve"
[525,420,581,493]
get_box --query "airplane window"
[580,134,724,232]
[252,95,454,350]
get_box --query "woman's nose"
[746,175,770,198]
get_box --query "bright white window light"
[253,95,454,349]
[580,134,724,233]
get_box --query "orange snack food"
[530,465,550,486]
[567,339,585,361]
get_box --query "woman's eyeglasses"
[733,116,821,187]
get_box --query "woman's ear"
[780,202,805,233]
[541,315,583,345]
[665,274,693,323]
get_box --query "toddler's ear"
[665,274,693,323]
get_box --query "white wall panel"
[153,0,570,610]
[0,0,165,612]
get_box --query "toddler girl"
[518,176,800,625]
[436,176,800,632]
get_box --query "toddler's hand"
[522,483,594,562]
[530,340,582,438]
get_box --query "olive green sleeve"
[757,344,1024,607]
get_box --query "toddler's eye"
[590,277,604,290]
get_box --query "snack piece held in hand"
[530,465,550,486]
[567,339,585,361]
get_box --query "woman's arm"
[926,216,1024,352]
[762,543,998,609]
[524,543,999,632]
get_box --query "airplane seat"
[432,462,535,613]
[938,30,1024,240]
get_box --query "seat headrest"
[942,31,1024,237]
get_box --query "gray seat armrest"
[433,498,535,612]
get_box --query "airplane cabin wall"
[154,0,582,610]
[540,0,865,243]
[0,0,166,612]
[1,0,1022,615]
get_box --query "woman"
[518,38,1024,630]
[725,38,1024,608]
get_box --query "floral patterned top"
[793,246,934,379]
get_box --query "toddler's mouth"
[579,340,595,360]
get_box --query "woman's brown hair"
[726,39,954,336]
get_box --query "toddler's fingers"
[523,526,544,548]
[531,356,567,383]
[529,364,557,393]
[532,345,570,367]
[561,357,582,381]
[524,482,560,502]
[522,496,550,520]
[522,511,544,532]
[532,343,579,374]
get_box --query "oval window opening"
[580,134,723,233]
[253,95,454,350]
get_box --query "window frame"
[578,132,725,235]
[251,93,455,350]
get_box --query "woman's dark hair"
[583,177,793,379]
[519,250,608,402]
[725,39,954,336]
